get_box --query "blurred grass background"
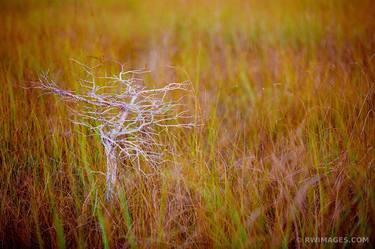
[0,0,374,248]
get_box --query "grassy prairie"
[0,0,374,248]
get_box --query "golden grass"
[0,0,374,248]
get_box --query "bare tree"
[37,61,194,201]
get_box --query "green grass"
[0,0,374,248]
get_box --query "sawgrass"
[0,0,374,248]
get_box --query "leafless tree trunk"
[36,60,194,201]
[105,144,117,201]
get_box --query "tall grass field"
[0,0,374,248]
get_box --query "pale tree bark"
[36,60,194,201]
[105,145,117,201]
